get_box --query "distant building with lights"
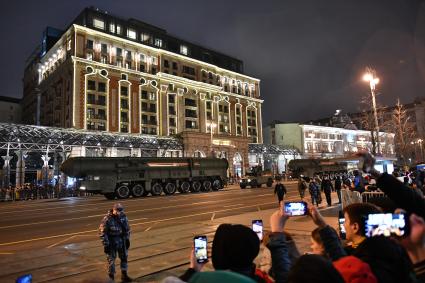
[22,7,263,176]
[264,122,395,159]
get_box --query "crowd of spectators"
[0,184,92,201]
[161,152,425,283]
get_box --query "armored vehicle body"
[239,165,273,189]
[61,157,228,200]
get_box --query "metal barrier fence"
[341,189,388,209]
[341,189,362,209]
[361,191,386,203]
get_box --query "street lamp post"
[418,139,424,161]
[206,121,217,157]
[363,68,380,155]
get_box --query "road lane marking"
[210,213,216,221]
[0,200,279,247]
[0,193,282,229]
[47,235,76,248]
[223,204,244,208]
[0,192,304,230]
[0,252,14,254]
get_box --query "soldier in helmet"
[99,203,132,282]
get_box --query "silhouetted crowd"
[0,184,93,201]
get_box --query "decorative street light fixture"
[363,67,380,155]
[206,121,217,157]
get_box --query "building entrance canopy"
[0,123,182,152]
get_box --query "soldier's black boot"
[108,273,114,281]
[121,271,133,282]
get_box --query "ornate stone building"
[23,7,263,176]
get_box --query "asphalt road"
[0,182,303,255]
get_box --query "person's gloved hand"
[126,239,130,249]
[104,245,110,254]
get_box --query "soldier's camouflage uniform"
[99,209,131,276]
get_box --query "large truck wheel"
[212,179,222,190]
[266,179,273,188]
[116,185,130,199]
[131,184,145,197]
[164,182,176,195]
[151,183,163,196]
[104,193,116,200]
[240,184,247,189]
[250,179,258,188]
[191,181,202,192]
[179,181,190,193]
[202,180,212,191]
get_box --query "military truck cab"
[239,166,273,189]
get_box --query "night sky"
[2,0,425,125]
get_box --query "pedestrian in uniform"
[321,175,333,207]
[297,177,307,200]
[334,175,342,204]
[99,203,132,282]
[309,178,320,206]
[274,179,287,205]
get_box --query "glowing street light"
[206,121,217,157]
[363,67,380,155]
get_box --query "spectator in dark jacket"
[180,224,274,283]
[274,181,287,205]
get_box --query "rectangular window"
[169,117,176,127]
[116,25,122,34]
[98,82,106,92]
[185,120,197,129]
[116,59,123,67]
[116,48,122,57]
[126,50,132,60]
[109,23,115,33]
[164,60,169,68]
[127,28,136,39]
[142,102,148,111]
[86,40,94,50]
[101,55,107,64]
[185,109,197,118]
[86,52,93,60]
[121,99,128,109]
[168,94,175,104]
[154,38,163,47]
[151,56,158,65]
[120,86,128,96]
[172,62,178,70]
[149,92,156,100]
[182,66,195,75]
[185,98,196,107]
[180,45,188,55]
[140,33,150,43]
[87,80,96,91]
[139,53,145,62]
[93,18,105,30]
[169,106,176,115]
[141,90,148,100]
[101,43,108,54]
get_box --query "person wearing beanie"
[333,256,377,283]
[179,224,273,283]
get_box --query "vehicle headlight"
[79,186,86,191]
[247,179,251,182]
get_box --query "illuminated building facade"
[23,7,263,175]
[264,123,395,159]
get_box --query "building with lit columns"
[22,7,264,176]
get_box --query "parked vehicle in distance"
[240,166,273,189]
[61,157,228,200]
